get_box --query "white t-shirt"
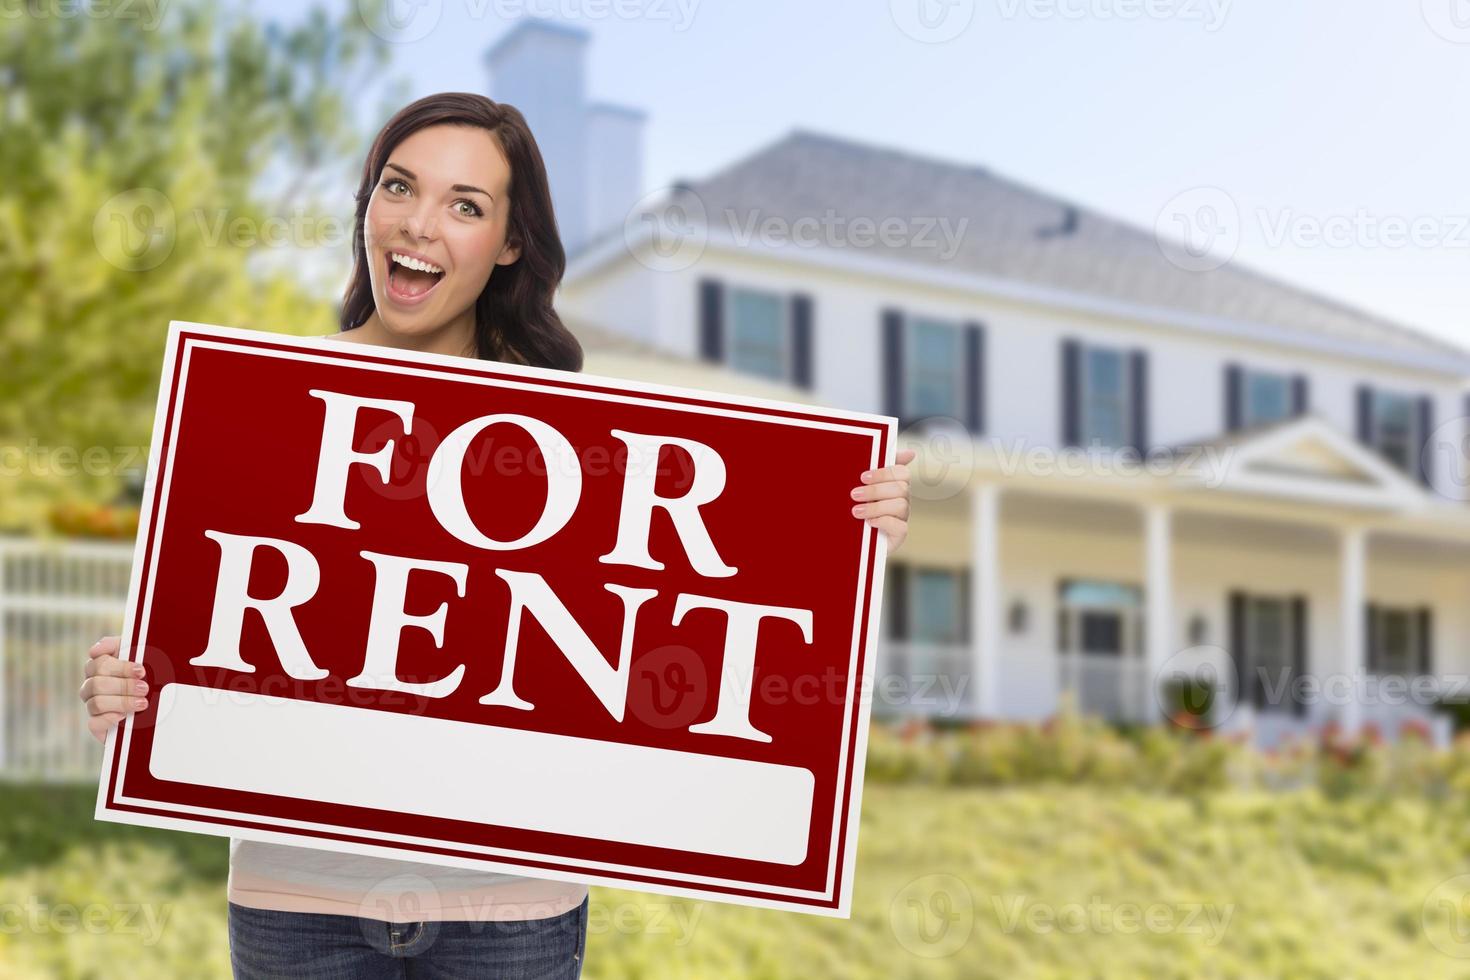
[228,838,589,922]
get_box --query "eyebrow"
[384,162,494,201]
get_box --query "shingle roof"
[662,129,1467,368]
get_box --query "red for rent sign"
[95,321,895,916]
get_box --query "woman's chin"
[373,297,441,333]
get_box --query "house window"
[1230,593,1305,715]
[1244,597,1291,712]
[727,287,788,381]
[1367,606,1426,676]
[905,317,965,419]
[1242,370,1291,427]
[911,569,963,644]
[1369,391,1419,474]
[1081,345,1132,449]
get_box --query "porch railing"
[0,536,132,781]
[876,641,974,718]
[1058,652,1151,723]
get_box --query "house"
[497,19,1470,744]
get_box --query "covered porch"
[880,417,1470,746]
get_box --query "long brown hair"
[339,92,583,372]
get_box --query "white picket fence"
[0,536,133,781]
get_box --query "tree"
[0,1,391,532]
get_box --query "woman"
[79,92,915,977]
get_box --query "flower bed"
[865,711,1470,800]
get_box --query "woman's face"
[362,123,521,337]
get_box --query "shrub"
[865,710,1468,800]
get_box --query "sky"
[252,0,1470,348]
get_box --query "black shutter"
[1465,394,1470,501]
[1062,339,1081,447]
[1291,375,1309,417]
[698,279,723,363]
[1129,349,1149,456]
[964,321,985,434]
[882,309,904,424]
[1229,592,1247,710]
[790,293,813,390]
[1366,604,1380,674]
[1417,607,1433,676]
[1356,385,1374,445]
[888,564,910,640]
[1224,364,1243,431]
[1290,596,1307,718]
[1418,396,1434,489]
[958,569,971,644]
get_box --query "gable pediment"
[1179,416,1428,510]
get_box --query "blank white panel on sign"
[148,683,815,865]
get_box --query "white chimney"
[484,19,645,257]
[587,102,646,250]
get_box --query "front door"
[1058,580,1144,720]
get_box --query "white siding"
[565,252,1468,500]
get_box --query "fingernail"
[136,682,149,695]
[134,698,148,710]
[132,664,145,678]
[852,505,864,516]
[850,488,862,499]
[860,471,873,482]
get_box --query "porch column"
[1144,504,1172,722]
[1339,526,1367,734]
[971,483,1001,718]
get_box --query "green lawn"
[2,783,1468,978]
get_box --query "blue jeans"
[227,897,588,979]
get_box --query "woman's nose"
[402,201,440,241]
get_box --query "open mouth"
[385,250,446,304]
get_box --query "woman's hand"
[851,447,915,555]
[78,635,148,744]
